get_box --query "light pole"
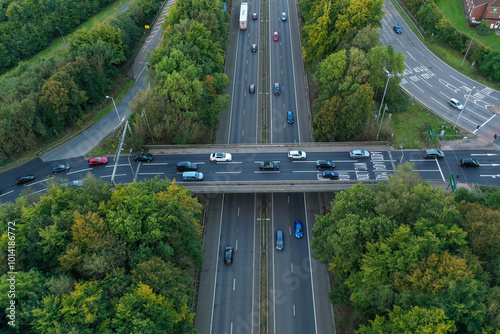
[453,86,475,130]
[460,31,476,68]
[55,27,66,45]
[106,96,121,123]
[142,110,154,143]
[128,148,135,181]
[376,73,392,140]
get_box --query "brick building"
[464,0,500,28]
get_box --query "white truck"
[239,2,248,30]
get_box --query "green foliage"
[357,306,456,334]
[476,22,491,36]
[311,165,500,331]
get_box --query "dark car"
[51,164,70,174]
[287,111,294,124]
[251,44,257,52]
[423,149,444,159]
[249,84,255,94]
[88,157,108,166]
[16,174,35,185]
[134,153,153,162]
[316,160,335,169]
[393,25,402,34]
[322,171,339,180]
[177,161,198,171]
[459,158,479,167]
[259,161,280,170]
[224,246,233,264]
[294,221,303,238]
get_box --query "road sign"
[449,173,456,191]
[428,125,434,140]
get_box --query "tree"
[357,306,456,334]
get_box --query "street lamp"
[376,73,392,140]
[106,96,121,123]
[453,86,475,130]
[55,27,67,45]
[460,31,476,68]
[142,110,154,143]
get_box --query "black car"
[259,161,280,170]
[16,174,35,185]
[322,171,339,180]
[393,25,402,34]
[459,158,480,167]
[316,160,335,169]
[134,153,153,162]
[423,149,444,159]
[224,246,233,264]
[177,161,198,171]
[51,164,70,174]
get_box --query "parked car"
[393,24,402,34]
[273,31,279,41]
[448,98,464,110]
[134,153,153,162]
[287,111,294,124]
[423,149,444,159]
[88,157,108,166]
[276,230,284,250]
[251,44,257,52]
[16,174,35,185]
[249,84,255,94]
[51,164,70,174]
[64,180,84,187]
[281,12,287,21]
[322,171,339,180]
[177,161,198,171]
[274,83,280,95]
[288,150,306,160]
[294,221,303,238]
[349,150,370,159]
[182,171,204,181]
[210,152,232,162]
[259,161,280,170]
[252,12,257,20]
[459,158,479,167]
[224,246,233,264]
[316,160,335,169]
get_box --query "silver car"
[349,150,370,159]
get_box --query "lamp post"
[106,96,121,123]
[460,31,476,68]
[142,110,154,143]
[453,86,475,130]
[376,73,392,140]
[128,148,135,181]
[55,27,66,45]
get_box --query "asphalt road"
[380,1,500,142]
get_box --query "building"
[464,0,500,28]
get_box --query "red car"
[273,31,279,41]
[252,13,257,20]
[88,157,108,166]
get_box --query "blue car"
[294,221,303,238]
[287,111,294,124]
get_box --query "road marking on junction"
[142,162,169,166]
[0,190,13,197]
[139,172,164,175]
[68,169,92,175]
[292,170,318,173]
[479,164,500,167]
[101,174,126,178]
[215,171,241,174]
[471,153,498,156]
[253,171,280,173]
[480,174,500,178]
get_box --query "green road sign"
[428,125,434,140]
[449,173,456,191]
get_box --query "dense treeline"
[0,176,202,333]
[311,164,500,333]
[402,0,500,83]
[0,0,117,74]
[129,0,230,145]
[299,0,406,142]
[0,0,161,161]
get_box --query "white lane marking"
[410,81,424,92]
[253,171,280,173]
[141,162,169,166]
[0,190,13,197]
[233,278,236,291]
[480,174,500,178]
[138,172,165,175]
[293,304,296,316]
[209,194,224,334]
[480,164,500,167]
[304,193,319,334]
[236,239,238,251]
[435,160,445,182]
[237,207,240,216]
[291,263,293,273]
[101,174,127,178]
[215,171,242,174]
[449,75,467,86]
[67,168,92,175]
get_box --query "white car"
[288,150,307,160]
[349,150,370,159]
[448,98,464,111]
[210,152,232,162]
